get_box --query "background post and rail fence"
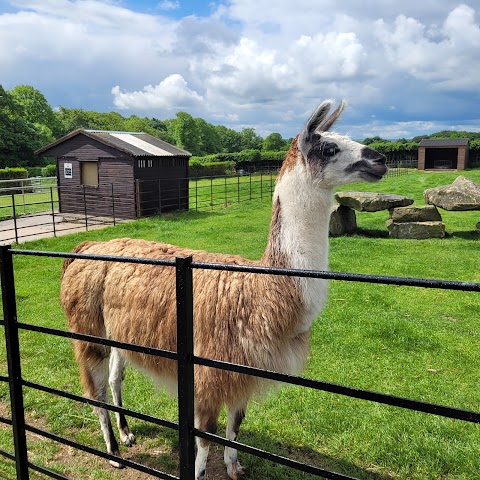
[0,166,410,245]
[0,246,478,479]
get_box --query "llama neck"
[261,160,334,333]
[262,164,334,272]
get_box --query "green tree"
[148,118,176,143]
[170,112,201,154]
[10,85,62,137]
[239,127,263,151]
[214,125,242,152]
[262,132,287,151]
[363,136,388,145]
[195,118,222,155]
[56,107,95,134]
[0,84,46,167]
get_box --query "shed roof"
[419,138,469,147]
[35,129,191,157]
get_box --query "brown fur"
[61,238,308,416]
[277,135,301,181]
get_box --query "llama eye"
[323,143,339,157]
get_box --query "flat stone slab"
[386,220,445,239]
[389,205,442,223]
[335,191,414,212]
[329,204,356,236]
[424,176,480,211]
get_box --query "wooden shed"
[35,129,191,218]
[418,138,469,170]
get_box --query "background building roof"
[36,129,191,157]
[419,138,469,147]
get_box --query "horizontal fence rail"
[0,246,478,480]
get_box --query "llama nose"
[362,147,386,164]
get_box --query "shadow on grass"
[351,228,479,241]
[446,231,479,240]
[125,422,395,480]
[352,228,390,239]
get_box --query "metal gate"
[1,245,479,479]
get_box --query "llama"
[61,100,387,480]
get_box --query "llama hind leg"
[76,344,123,468]
[109,348,135,447]
[224,403,246,479]
[194,407,220,480]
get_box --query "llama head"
[297,100,387,187]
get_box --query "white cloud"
[112,74,204,110]
[1,0,479,139]
[375,4,480,90]
[158,0,180,11]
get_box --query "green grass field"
[0,169,479,479]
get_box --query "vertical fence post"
[178,181,182,211]
[237,174,240,204]
[11,194,19,244]
[21,180,26,216]
[260,172,263,199]
[82,185,88,231]
[176,256,195,480]
[210,178,213,209]
[224,176,227,206]
[158,179,163,214]
[111,184,116,226]
[50,187,57,238]
[0,246,30,480]
[195,178,198,212]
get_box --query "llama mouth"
[359,169,386,182]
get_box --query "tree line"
[0,84,291,168]
[1,83,479,170]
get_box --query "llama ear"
[298,100,345,158]
[318,100,346,132]
[298,101,330,158]
[298,100,346,158]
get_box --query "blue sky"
[1,0,479,139]
[121,0,217,19]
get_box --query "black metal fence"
[0,173,278,244]
[0,245,479,479]
[1,168,415,244]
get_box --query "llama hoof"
[122,433,136,447]
[109,457,124,469]
[227,461,245,480]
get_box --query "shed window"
[138,159,155,168]
[81,162,98,186]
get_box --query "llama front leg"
[224,404,246,480]
[109,348,135,447]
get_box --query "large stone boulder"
[389,205,442,223]
[386,220,445,239]
[329,204,356,236]
[423,176,480,211]
[335,191,414,212]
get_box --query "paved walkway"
[0,213,126,245]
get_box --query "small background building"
[418,138,469,170]
[36,129,191,218]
